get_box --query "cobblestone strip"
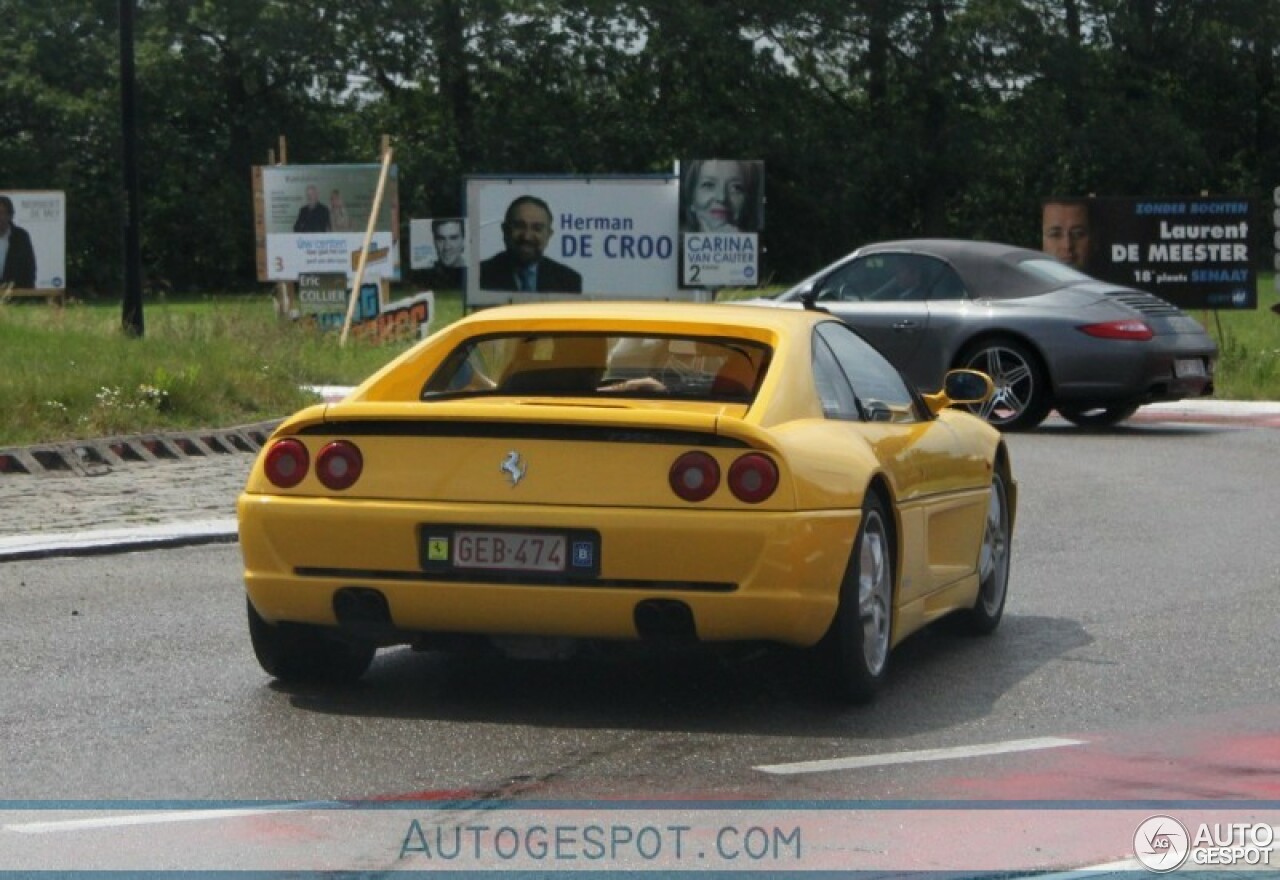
[0,455,254,539]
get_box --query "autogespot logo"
[1134,815,1190,872]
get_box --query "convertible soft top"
[856,238,1071,299]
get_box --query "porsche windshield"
[420,333,771,402]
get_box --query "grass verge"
[0,290,462,447]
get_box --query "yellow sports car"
[238,301,1015,702]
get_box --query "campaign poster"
[676,159,765,289]
[409,218,466,270]
[465,176,688,305]
[1,190,67,289]
[253,165,400,282]
[350,289,435,343]
[1043,195,1256,310]
[296,278,433,342]
[297,272,353,332]
[410,217,467,291]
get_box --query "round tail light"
[264,438,309,488]
[728,453,778,503]
[669,451,720,502]
[316,440,363,491]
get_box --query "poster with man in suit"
[479,195,582,294]
[0,191,66,291]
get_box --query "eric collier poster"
[1056,195,1256,310]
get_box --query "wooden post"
[340,141,394,346]
[272,136,295,318]
[379,134,393,310]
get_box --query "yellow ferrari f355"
[238,301,1015,702]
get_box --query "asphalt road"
[2,421,1278,873]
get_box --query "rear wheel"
[959,338,1051,431]
[1057,402,1139,428]
[247,599,375,683]
[827,492,895,703]
[954,469,1012,634]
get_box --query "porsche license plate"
[1174,358,1206,379]
[453,530,567,573]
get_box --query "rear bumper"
[1051,334,1216,406]
[238,494,857,647]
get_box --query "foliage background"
[2,0,1278,296]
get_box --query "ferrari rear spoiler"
[272,400,785,455]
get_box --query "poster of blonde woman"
[678,159,765,287]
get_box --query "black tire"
[1056,402,1140,428]
[958,338,1051,431]
[247,598,375,683]
[826,492,896,703]
[954,469,1012,634]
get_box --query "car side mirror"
[923,369,994,415]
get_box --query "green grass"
[0,280,1276,447]
[0,289,464,447]
[1202,277,1280,399]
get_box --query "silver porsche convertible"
[755,239,1218,430]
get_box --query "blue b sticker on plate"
[571,542,594,568]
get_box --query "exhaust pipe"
[634,599,698,644]
[333,587,394,639]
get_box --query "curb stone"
[0,420,281,478]
[0,519,239,563]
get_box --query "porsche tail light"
[1077,319,1154,341]
[264,438,309,488]
[669,451,720,502]
[316,440,363,491]
[728,453,779,503]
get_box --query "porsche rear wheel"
[955,469,1012,634]
[1056,402,1140,428]
[959,338,1051,432]
[828,492,895,703]
[247,599,376,683]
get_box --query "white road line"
[4,807,287,834]
[1029,859,1140,879]
[754,736,1085,775]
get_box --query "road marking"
[755,736,1085,775]
[4,807,287,834]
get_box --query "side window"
[813,257,887,302]
[816,322,922,423]
[864,254,954,302]
[927,263,968,301]
[814,254,964,303]
[812,334,861,420]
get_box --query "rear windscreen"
[420,333,771,402]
